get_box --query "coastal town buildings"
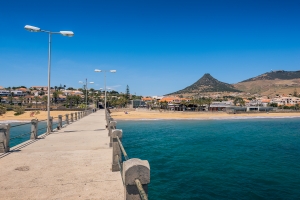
[270,96,300,106]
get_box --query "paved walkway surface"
[0,110,123,200]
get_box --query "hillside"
[241,70,300,82]
[234,70,300,96]
[168,73,240,95]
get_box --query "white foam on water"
[0,120,31,123]
[116,116,300,121]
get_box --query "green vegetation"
[0,105,7,115]
[269,103,278,107]
[13,106,25,116]
[233,97,245,106]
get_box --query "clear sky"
[1,0,299,96]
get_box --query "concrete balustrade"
[123,159,150,200]
[58,115,63,129]
[48,116,53,132]
[106,109,151,200]
[112,129,123,171]
[30,119,38,139]
[108,121,117,136]
[71,113,74,123]
[0,110,94,155]
[0,124,10,153]
[65,114,69,124]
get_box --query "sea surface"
[7,120,63,147]
[117,118,300,200]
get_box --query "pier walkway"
[0,110,124,200]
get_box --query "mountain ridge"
[240,70,300,82]
[168,73,240,95]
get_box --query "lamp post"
[24,25,74,135]
[94,69,116,110]
[79,80,94,110]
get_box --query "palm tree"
[205,97,213,111]
[33,96,40,108]
[196,98,204,111]
[52,91,59,104]
[42,96,47,110]
[73,95,81,106]
[160,100,168,110]
[18,96,25,107]
[181,100,188,111]
[8,95,13,105]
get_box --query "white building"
[271,97,300,106]
[0,90,10,96]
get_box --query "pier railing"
[106,109,150,200]
[0,109,97,154]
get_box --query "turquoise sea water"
[118,118,300,200]
[9,121,62,147]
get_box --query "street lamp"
[79,80,94,110]
[24,25,74,135]
[94,69,116,110]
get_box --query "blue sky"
[0,0,299,96]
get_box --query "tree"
[74,95,81,106]
[42,96,47,110]
[8,95,13,105]
[161,100,168,110]
[52,91,61,104]
[196,98,205,111]
[205,97,213,110]
[125,85,130,100]
[233,97,245,106]
[33,96,40,108]
[269,102,278,107]
[18,96,25,107]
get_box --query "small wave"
[115,116,300,121]
[0,120,31,123]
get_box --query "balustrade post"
[58,115,63,129]
[0,124,10,153]
[65,114,69,124]
[75,112,77,121]
[108,120,117,136]
[48,117,53,132]
[77,112,80,119]
[30,119,38,139]
[122,158,150,200]
[71,113,74,122]
[112,129,123,171]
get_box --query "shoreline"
[0,111,74,122]
[111,111,300,121]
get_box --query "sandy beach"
[111,110,300,120]
[0,111,76,122]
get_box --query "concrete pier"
[0,110,123,200]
